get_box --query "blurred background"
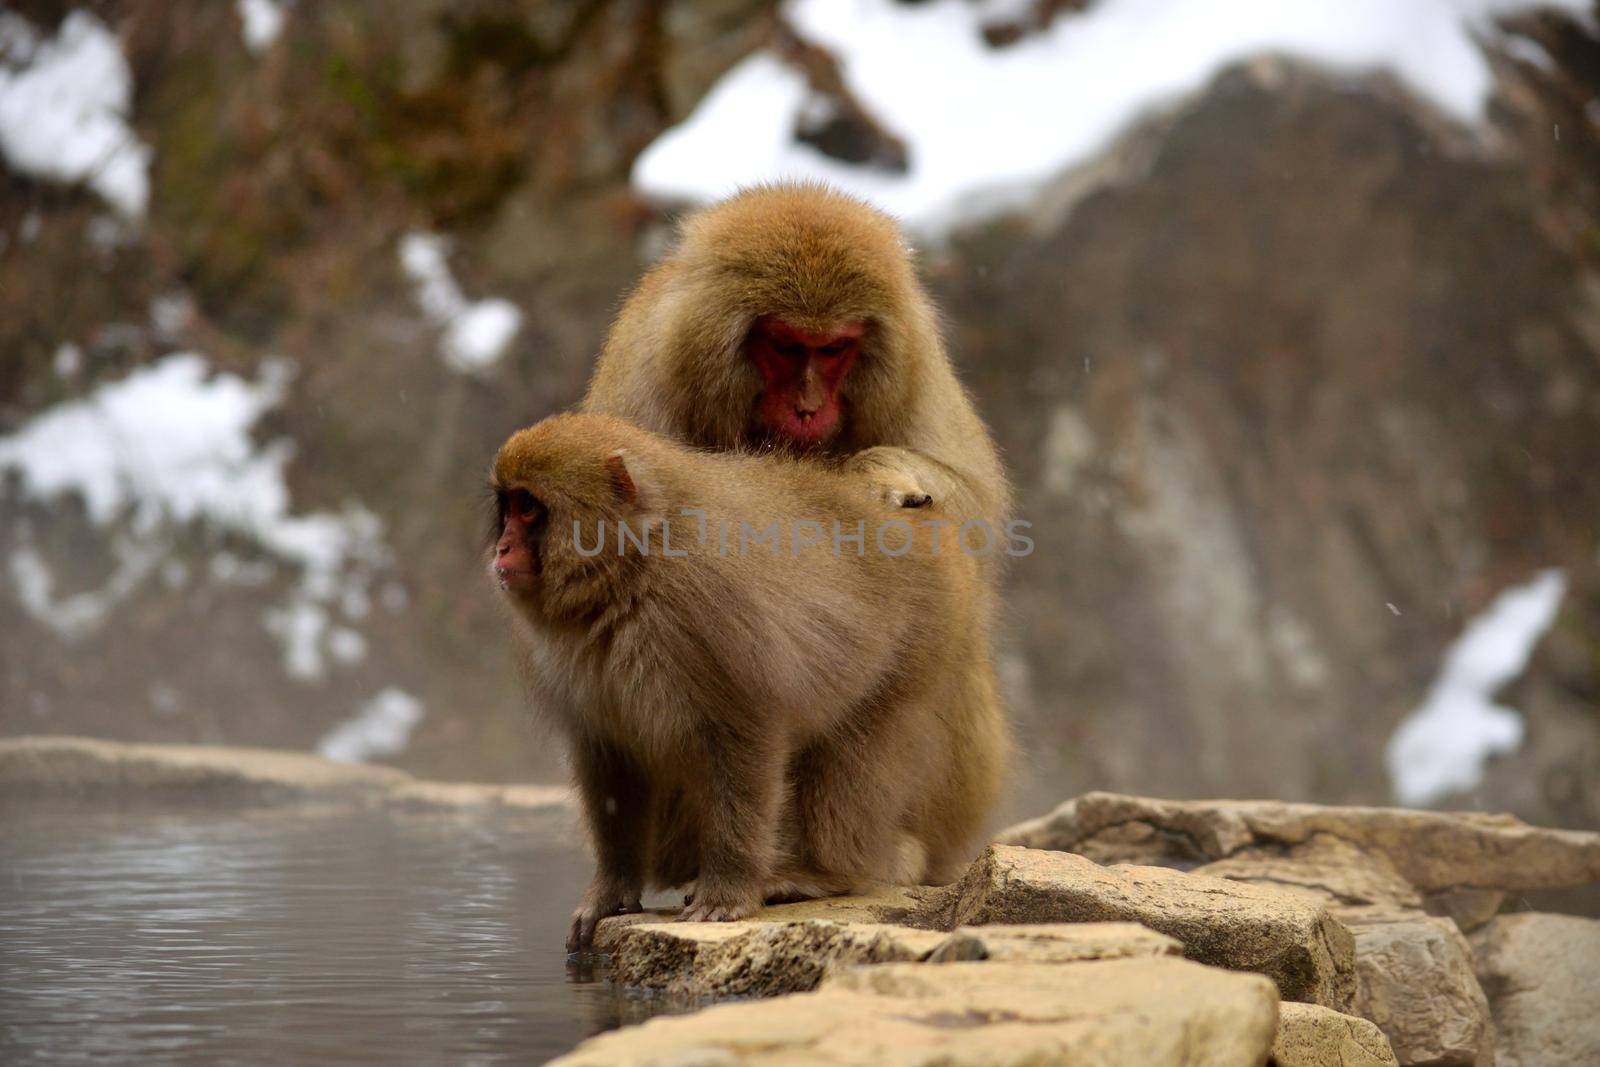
[1,0,1597,830]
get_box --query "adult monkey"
[582,184,1009,533]
[577,182,1011,913]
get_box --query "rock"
[598,916,1182,996]
[1472,913,1600,1067]
[548,957,1280,1066]
[1195,834,1423,911]
[928,922,1181,963]
[1162,814,1503,1065]
[1344,910,1492,1067]
[997,793,1600,895]
[385,779,571,812]
[600,920,947,997]
[1425,889,1507,934]
[0,735,569,812]
[934,845,1356,1008]
[593,884,931,954]
[1272,1002,1399,1067]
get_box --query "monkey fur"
[583,183,1010,534]
[490,413,1007,951]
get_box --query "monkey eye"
[772,340,805,360]
[817,340,852,357]
[507,488,543,523]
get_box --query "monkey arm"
[841,445,934,508]
[679,718,786,923]
[842,444,1005,528]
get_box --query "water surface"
[0,801,676,1064]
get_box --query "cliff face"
[1,2,1596,826]
[941,58,1600,825]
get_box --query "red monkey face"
[491,487,546,595]
[747,316,862,447]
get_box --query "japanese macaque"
[490,413,1007,951]
[582,183,1009,532]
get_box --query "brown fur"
[490,413,1006,950]
[582,183,1010,531]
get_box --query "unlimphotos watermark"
[570,509,1034,558]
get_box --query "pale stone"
[1472,912,1600,1067]
[928,921,1181,963]
[549,957,1280,1067]
[597,916,1182,996]
[997,792,1600,895]
[1195,834,1423,910]
[602,920,947,997]
[933,845,1357,1008]
[0,734,569,811]
[1272,1002,1399,1067]
[593,884,932,954]
[1424,889,1506,934]
[1345,910,1492,1067]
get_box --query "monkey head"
[635,184,936,454]
[747,316,862,446]
[488,414,650,620]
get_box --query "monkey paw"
[763,875,850,904]
[566,882,643,953]
[875,477,932,509]
[893,489,934,509]
[843,447,934,510]
[676,886,760,924]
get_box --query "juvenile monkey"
[490,413,1006,951]
[583,183,1009,531]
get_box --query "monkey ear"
[604,452,636,504]
[604,449,659,511]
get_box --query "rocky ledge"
[5,739,1596,1065]
[560,794,1600,1067]
[0,735,569,812]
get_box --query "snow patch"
[0,353,390,677]
[8,534,165,640]
[326,626,367,665]
[52,343,82,378]
[317,688,425,763]
[0,11,151,217]
[1040,405,1094,497]
[237,0,287,55]
[1386,568,1567,806]
[635,0,1588,234]
[0,354,291,530]
[399,232,522,374]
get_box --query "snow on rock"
[0,10,151,218]
[0,354,291,531]
[317,688,425,763]
[399,232,522,374]
[0,354,390,678]
[635,0,1588,234]
[1386,569,1568,806]
[236,0,287,55]
[8,536,165,640]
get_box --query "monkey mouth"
[775,408,839,446]
[493,566,538,593]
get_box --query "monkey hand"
[843,447,934,510]
[883,480,934,510]
[566,876,644,953]
[676,879,761,924]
